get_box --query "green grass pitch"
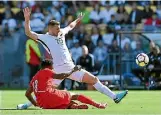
[0,90,160,115]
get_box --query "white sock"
[25,96,36,107]
[26,101,32,107]
[93,80,116,100]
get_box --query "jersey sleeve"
[61,26,72,35]
[35,33,45,41]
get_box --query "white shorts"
[53,61,75,73]
[52,69,86,87]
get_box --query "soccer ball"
[136,53,149,67]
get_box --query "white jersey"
[37,27,75,73]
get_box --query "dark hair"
[117,5,126,13]
[41,59,53,68]
[48,20,60,26]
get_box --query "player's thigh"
[68,69,86,82]
[68,69,98,85]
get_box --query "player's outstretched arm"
[53,73,70,79]
[53,65,82,79]
[65,12,85,32]
[23,7,38,41]
[25,86,38,106]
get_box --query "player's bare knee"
[82,72,98,85]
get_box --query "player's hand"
[35,103,38,107]
[72,65,82,72]
[77,12,85,20]
[33,102,38,107]
[23,7,31,21]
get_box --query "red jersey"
[30,68,71,109]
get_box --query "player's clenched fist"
[23,7,31,21]
[72,65,82,72]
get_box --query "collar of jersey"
[46,32,57,37]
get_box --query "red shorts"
[37,90,71,109]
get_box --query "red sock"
[77,94,99,108]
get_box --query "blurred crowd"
[0,1,161,89]
[0,1,161,52]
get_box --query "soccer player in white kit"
[17,7,128,109]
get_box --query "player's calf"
[70,104,88,109]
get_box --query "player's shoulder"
[37,33,53,43]
[60,28,68,35]
[60,28,65,31]
[36,33,48,39]
[42,68,55,74]
[38,33,52,37]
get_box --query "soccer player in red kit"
[24,59,107,109]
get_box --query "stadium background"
[0,0,161,90]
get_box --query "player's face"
[50,25,60,36]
